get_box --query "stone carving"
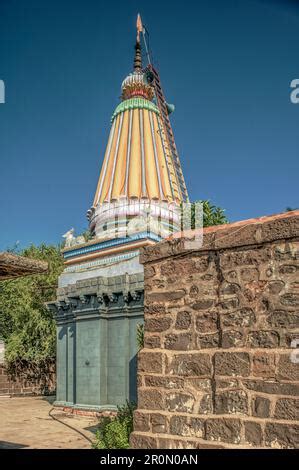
[131,290,142,301]
[108,293,118,303]
[62,228,75,247]
[97,293,105,304]
[62,228,86,247]
[79,294,87,304]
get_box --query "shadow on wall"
[129,353,137,403]
[0,441,28,449]
[58,324,76,340]
[41,395,56,405]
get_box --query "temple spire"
[91,13,187,212]
[134,14,143,71]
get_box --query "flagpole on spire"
[137,13,152,66]
[134,13,143,71]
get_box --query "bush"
[92,401,136,449]
[136,323,144,350]
[0,244,63,366]
[180,199,228,229]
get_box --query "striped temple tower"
[49,16,188,412]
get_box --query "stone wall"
[0,362,55,397]
[130,211,299,449]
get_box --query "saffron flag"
[136,13,143,33]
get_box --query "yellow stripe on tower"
[128,109,141,198]
[143,110,160,200]
[101,114,121,202]
[92,105,183,204]
[92,118,116,207]
[111,110,129,200]
[153,113,173,201]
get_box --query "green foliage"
[93,418,130,449]
[82,228,93,241]
[0,244,64,365]
[136,323,144,350]
[92,401,136,449]
[181,199,228,230]
[200,200,228,227]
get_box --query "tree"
[186,199,228,229]
[0,244,63,365]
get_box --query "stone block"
[175,311,192,330]
[133,411,150,432]
[240,267,259,282]
[144,375,184,389]
[144,335,161,349]
[147,290,186,303]
[252,396,270,418]
[243,380,299,396]
[166,391,195,413]
[145,317,172,332]
[166,353,212,377]
[192,299,214,310]
[144,304,166,315]
[222,330,245,348]
[214,352,250,377]
[196,333,220,349]
[130,432,157,449]
[198,394,213,414]
[164,333,193,350]
[267,310,299,328]
[247,331,280,348]
[219,297,240,311]
[160,258,197,276]
[220,282,240,295]
[205,418,242,444]
[252,352,276,378]
[279,264,298,274]
[280,293,299,307]
[195,312,218,333]
[215,390,248,415]
[138,389,165,410]
[169,415,187,436]
[150,413,167,433]
[138,352,163,374]
[169,415,204,438]
[244,421,263,446]
[265,422,299,449]
[215,378,239,390]
[189,418,205,438]
[274,398,299,420]
[277,354,299,381]
[222,308,255,328]
[144,265,156,279]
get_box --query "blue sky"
[0,0,298,250]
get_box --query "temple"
[48,15,188,412]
